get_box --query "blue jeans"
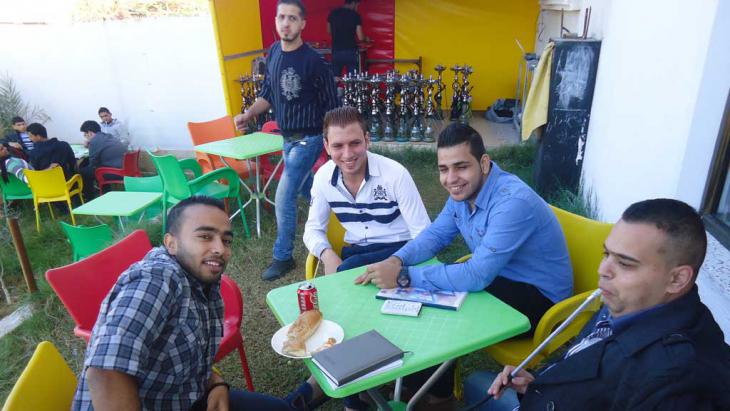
[273,134,324,261]
[190,388,291,411]
[463,371,520,411]
[332,49,359,77]
[337,241,408,272]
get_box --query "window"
[702,92,730,249]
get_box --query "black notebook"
[311,330,404,387]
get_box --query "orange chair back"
[188,116,237,172]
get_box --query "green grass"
[0,142,590,407]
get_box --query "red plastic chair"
[217,276,255,392]
[95,150,142,195]
[45,229,152,341]
[46,230,255,391]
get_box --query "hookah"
[369,74,382,142]
[449,65,464,121]
[459,65,474,125]
[383,72,397,142]
[396,72,411,143]
[433,65,446,121]
[409,74,425,142]
[423,75,437,143]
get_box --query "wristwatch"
[396,266,411,288]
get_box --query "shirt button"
[365,226,368,229]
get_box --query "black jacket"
[520,286,730,410]
[28,137,77,179]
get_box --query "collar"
[330,151,374,186]
[611,286,703,356]
[470,161,501,212]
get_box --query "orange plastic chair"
[188,115,256,179]
[2,341,77,411]
[95,149,142,194]
[217,275,255,391]
[24,167,84,232]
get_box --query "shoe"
[261,258,295,281]
[284,381,330,411]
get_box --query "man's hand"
[206,371,230,411]
[8,142,22,150]
[206,384,229,411]
[354,256,401,288]
[320,249,342,275]
[488,365,535,399]
[233,112,253,133]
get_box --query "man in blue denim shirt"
[358,123,572,406]
[235,0,339,281]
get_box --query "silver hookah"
[423,75,437,142]
[449,64,464,121]
[342,72,354,108]
[355,72,366,116]
[383,72,397,142]
[433,65,446,120]
[396,73,411,142]
[369,74,382,142]
[410,74,426,142]
[459,65,474,124]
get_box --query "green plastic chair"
[148,152,250,238]
[59,221,114,261]
[0,174,33,216]
[123,175,163,219]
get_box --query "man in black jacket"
[464,198,730,410]
[26,123,76,179]
[79,120,128,199]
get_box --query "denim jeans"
[336,241,408,272]
[190,388,291,411]
[332,49,359,77]
[273,134,324,261]
[463,371,520,411]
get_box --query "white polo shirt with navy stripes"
[304,151,431,259]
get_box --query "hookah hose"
[460,289,603,411]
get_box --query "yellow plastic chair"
[304,212,347,279]
[460,206,612,368]
[25,168,84,232]
[2,341,77,411]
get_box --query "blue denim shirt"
[393,162,572,303]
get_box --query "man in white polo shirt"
[304,106,431,275]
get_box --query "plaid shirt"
[72,247,225,410]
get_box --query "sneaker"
[284,381,330,411]
[261,258,295,281]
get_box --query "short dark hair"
[277,0,306,17]
[437,123,487,161]
[323,107,367,141]
[26,123,47,138]
[80,120,101,133]
[165,196,226,235]
[621,198,707,275]
[11,116,24,124]
[98,107,110,115]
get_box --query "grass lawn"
[0,142,590,407]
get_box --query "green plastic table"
[72,191,162,231]
[195,132,284,237]
[266,265,530,410]
[70,144,89,159]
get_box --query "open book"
[376,287,468,311]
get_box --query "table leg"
[218,157,257,234]
[254,156,261,237]
[117,216,126,232]
[394,377,403,402]
[405,360,455,411]
[367,388,392,411]
[262,157,283,207]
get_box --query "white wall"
[580,0,723,222]
[0,15,226,150]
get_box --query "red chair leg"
[237,340,255,392]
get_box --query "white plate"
[271,319,344,359]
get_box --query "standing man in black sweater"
[235,0,339,280]
[328,0,368,77]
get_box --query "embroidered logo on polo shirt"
[373,185,388,201]
[280,67,301,101]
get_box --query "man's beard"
[281,32,300,42]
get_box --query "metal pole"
[6,217,38,293]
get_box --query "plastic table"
[70,144,88,159]
[266,265,530,410]
[195,132,283,237]
[72,191,161,231]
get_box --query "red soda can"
[297,282,319,313]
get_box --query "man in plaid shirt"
[72,196,291,410]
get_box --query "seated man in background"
[3,116,34,155]
[26,122,77,179]
[359,123,573,407]
[0,142,32,184]
[98,106,130,145]
[303,106,431,274]
[79,120,128,199]
[72,196,293,411]
[465,198,730,410]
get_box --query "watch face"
[397,273,409,288]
